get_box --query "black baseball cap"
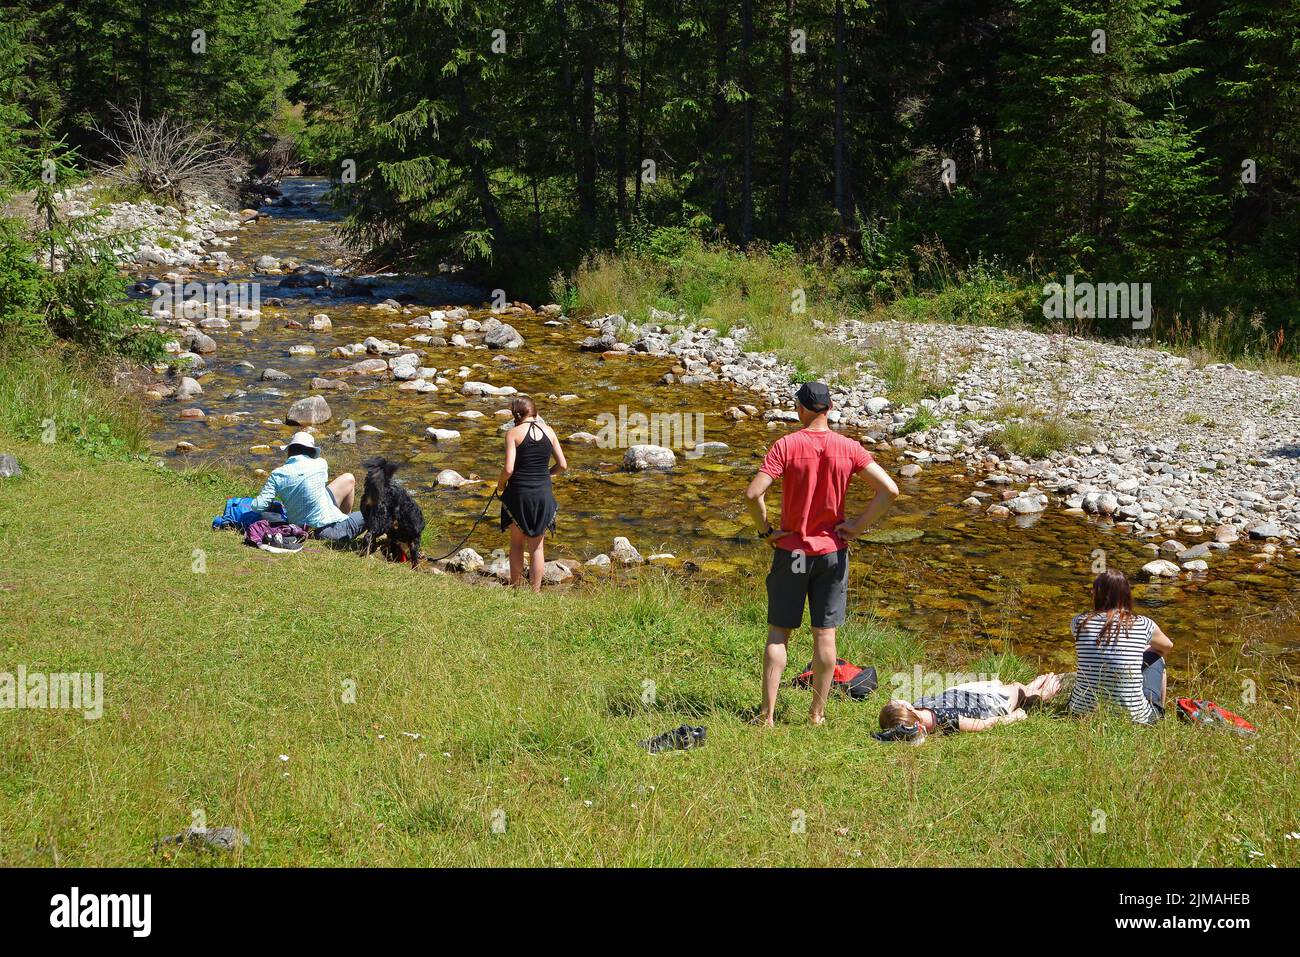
[795,381,832,413]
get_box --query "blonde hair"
[879,699,913,729]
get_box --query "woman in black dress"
[495,395,567,591]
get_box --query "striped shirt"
[1068,612,1157,724]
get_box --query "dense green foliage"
[284,0,1300,350]
[5,0,299,156]
[1,1,1299,358]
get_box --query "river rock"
[1181,559,1209,572]
[426,427,461,442]
[446,548,484,573]
[568,432,599,445]
[286,395,332,426]
[307,313,332,331]
[255,255,280,271]
[1247,522,1286,540]
[899,463,922,478]
[542,561,573,584]
[340,358,390,376]
[279,269,333,289]
[261,368,290,381]
[288,345,316,356]
[0,454,21,478]
[310,377,350,391]
[585,553,611,567]
[1213,524,1239,543]
[174,376,203,399]
[462,380,517,397]
[1007,494,1046,515]
[611,537,643,565]
[1142,559,1180,578]
[623,445,676,471]
[484,323,523,349]
[1176,543,1211,562]
[866,397,891,415]
[184,330,217,354]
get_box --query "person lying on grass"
[1068,569,1173,724]
[878,673,1063,735]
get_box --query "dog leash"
[428,489,500,563]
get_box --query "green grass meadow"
[1,435,1298,868]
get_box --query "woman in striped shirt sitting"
[1069,569,1173,724]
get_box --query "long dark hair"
[1083,569,1135,644]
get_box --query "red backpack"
[791,658,878,700]
[1175,698,1256,736]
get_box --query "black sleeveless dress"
[501,421,558,536]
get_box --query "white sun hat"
[281,431,320,457]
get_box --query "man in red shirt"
[745,382,899,726]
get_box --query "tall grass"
[991,414,1094,460]
[0,342,147,457]
[561,229,860,379]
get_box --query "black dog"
[359,456,425,569]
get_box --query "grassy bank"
[557,229,1300,380]
[2,373,1298,865]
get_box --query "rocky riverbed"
[107,177,1300,661]
[579,311,1300,558]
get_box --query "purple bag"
[244,519,309,551]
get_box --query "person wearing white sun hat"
[249,431,366,542]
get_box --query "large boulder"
[286,395,332,426]
[484,323,524,349]
[173,376,203,400]
[623,445,676,471]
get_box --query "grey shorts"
[1142,650,1166,717]
[766,548,849,630]
[316,511,365,543]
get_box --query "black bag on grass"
[791,658,878,700]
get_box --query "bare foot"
[748,714,775,728]
[809,713,826,726]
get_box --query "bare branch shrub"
[94,102,249,208]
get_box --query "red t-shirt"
[759,428,874,555]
